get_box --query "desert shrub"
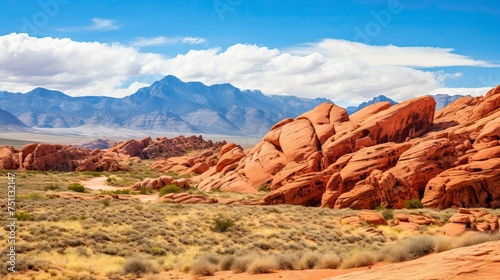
[14,211,31,221]
[231,254,257,273]
[258,185,270,192]
[275,254,297,270]
[123,257,154,277]
[44,184,59,191]
[68,183,85,193]
[191,256,218,276]
[405,198,423,209]
[211,215,235,232]
[457,232,497,247]
[381,209,394,220]
[16,256,50,271]
[219,256,235,271]
[107,175,124,185]
[434,236,454,253]
[299,251,322,269]
[139,186,153,194]
[101,199,110,207]
[385,235,435,262]
[158,184,183,197]
[341,251,376,269]
[91,232,111,242]
[318,253,341,269]
[247,256,278,274]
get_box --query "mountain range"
[0,75,466,136]
[0,76,330,136]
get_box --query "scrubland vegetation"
[1,168,499,279]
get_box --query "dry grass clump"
[231,252,260,273]
[247,255,279,274]
[218,255,235,271]
[190,255,219,276]
[340,251,376,269]
[274,254,298,270]
[298,251,322,269]
[318,253,342,269]
[122,257,155,277]
[384,235,435,262]
[434,232,500,253]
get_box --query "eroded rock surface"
[192,85,500,209]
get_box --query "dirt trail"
[81,177,157,202]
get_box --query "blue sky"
[0,0,499,105]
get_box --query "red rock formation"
[0,134,223,173]
[0,143,130,172]
[110,135,225,159]
[192,85,500,209]
[132,176,191,190]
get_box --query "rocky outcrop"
[157,192,217,204]
[0,143,130,172]
[131,176,191,191]
[192,85,500,209]
[109,135,225,159]
[0,135,225,172]
[195,96,437,207]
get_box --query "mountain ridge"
[0,75,330,136]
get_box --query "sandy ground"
[148,263,389,280]
[81,177,157,202]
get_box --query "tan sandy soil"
[149,263,389,280]
[81,177,157,202]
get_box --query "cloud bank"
[0,33,495,104]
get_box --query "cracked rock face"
[196,85,500,209]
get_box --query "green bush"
[14,211,31,221]
[101,199,110,207]
[44,184,59,191]
[138,186,153,194]
[406,199,423,209]
[158,184,183,197]
[375,205,394,220]
[68,183,85,193]
[210,215,235,232]
[381,209,394,220]
[258,185,271,192]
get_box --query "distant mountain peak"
[346,94,397,115]
[431,94,467,110]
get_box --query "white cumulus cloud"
[0,33,496,103]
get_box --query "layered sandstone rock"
[192,85,500,209]
[0,135,223,173]
[131,176,191,191]
[0,143,130,172]
[109,135,225,159]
